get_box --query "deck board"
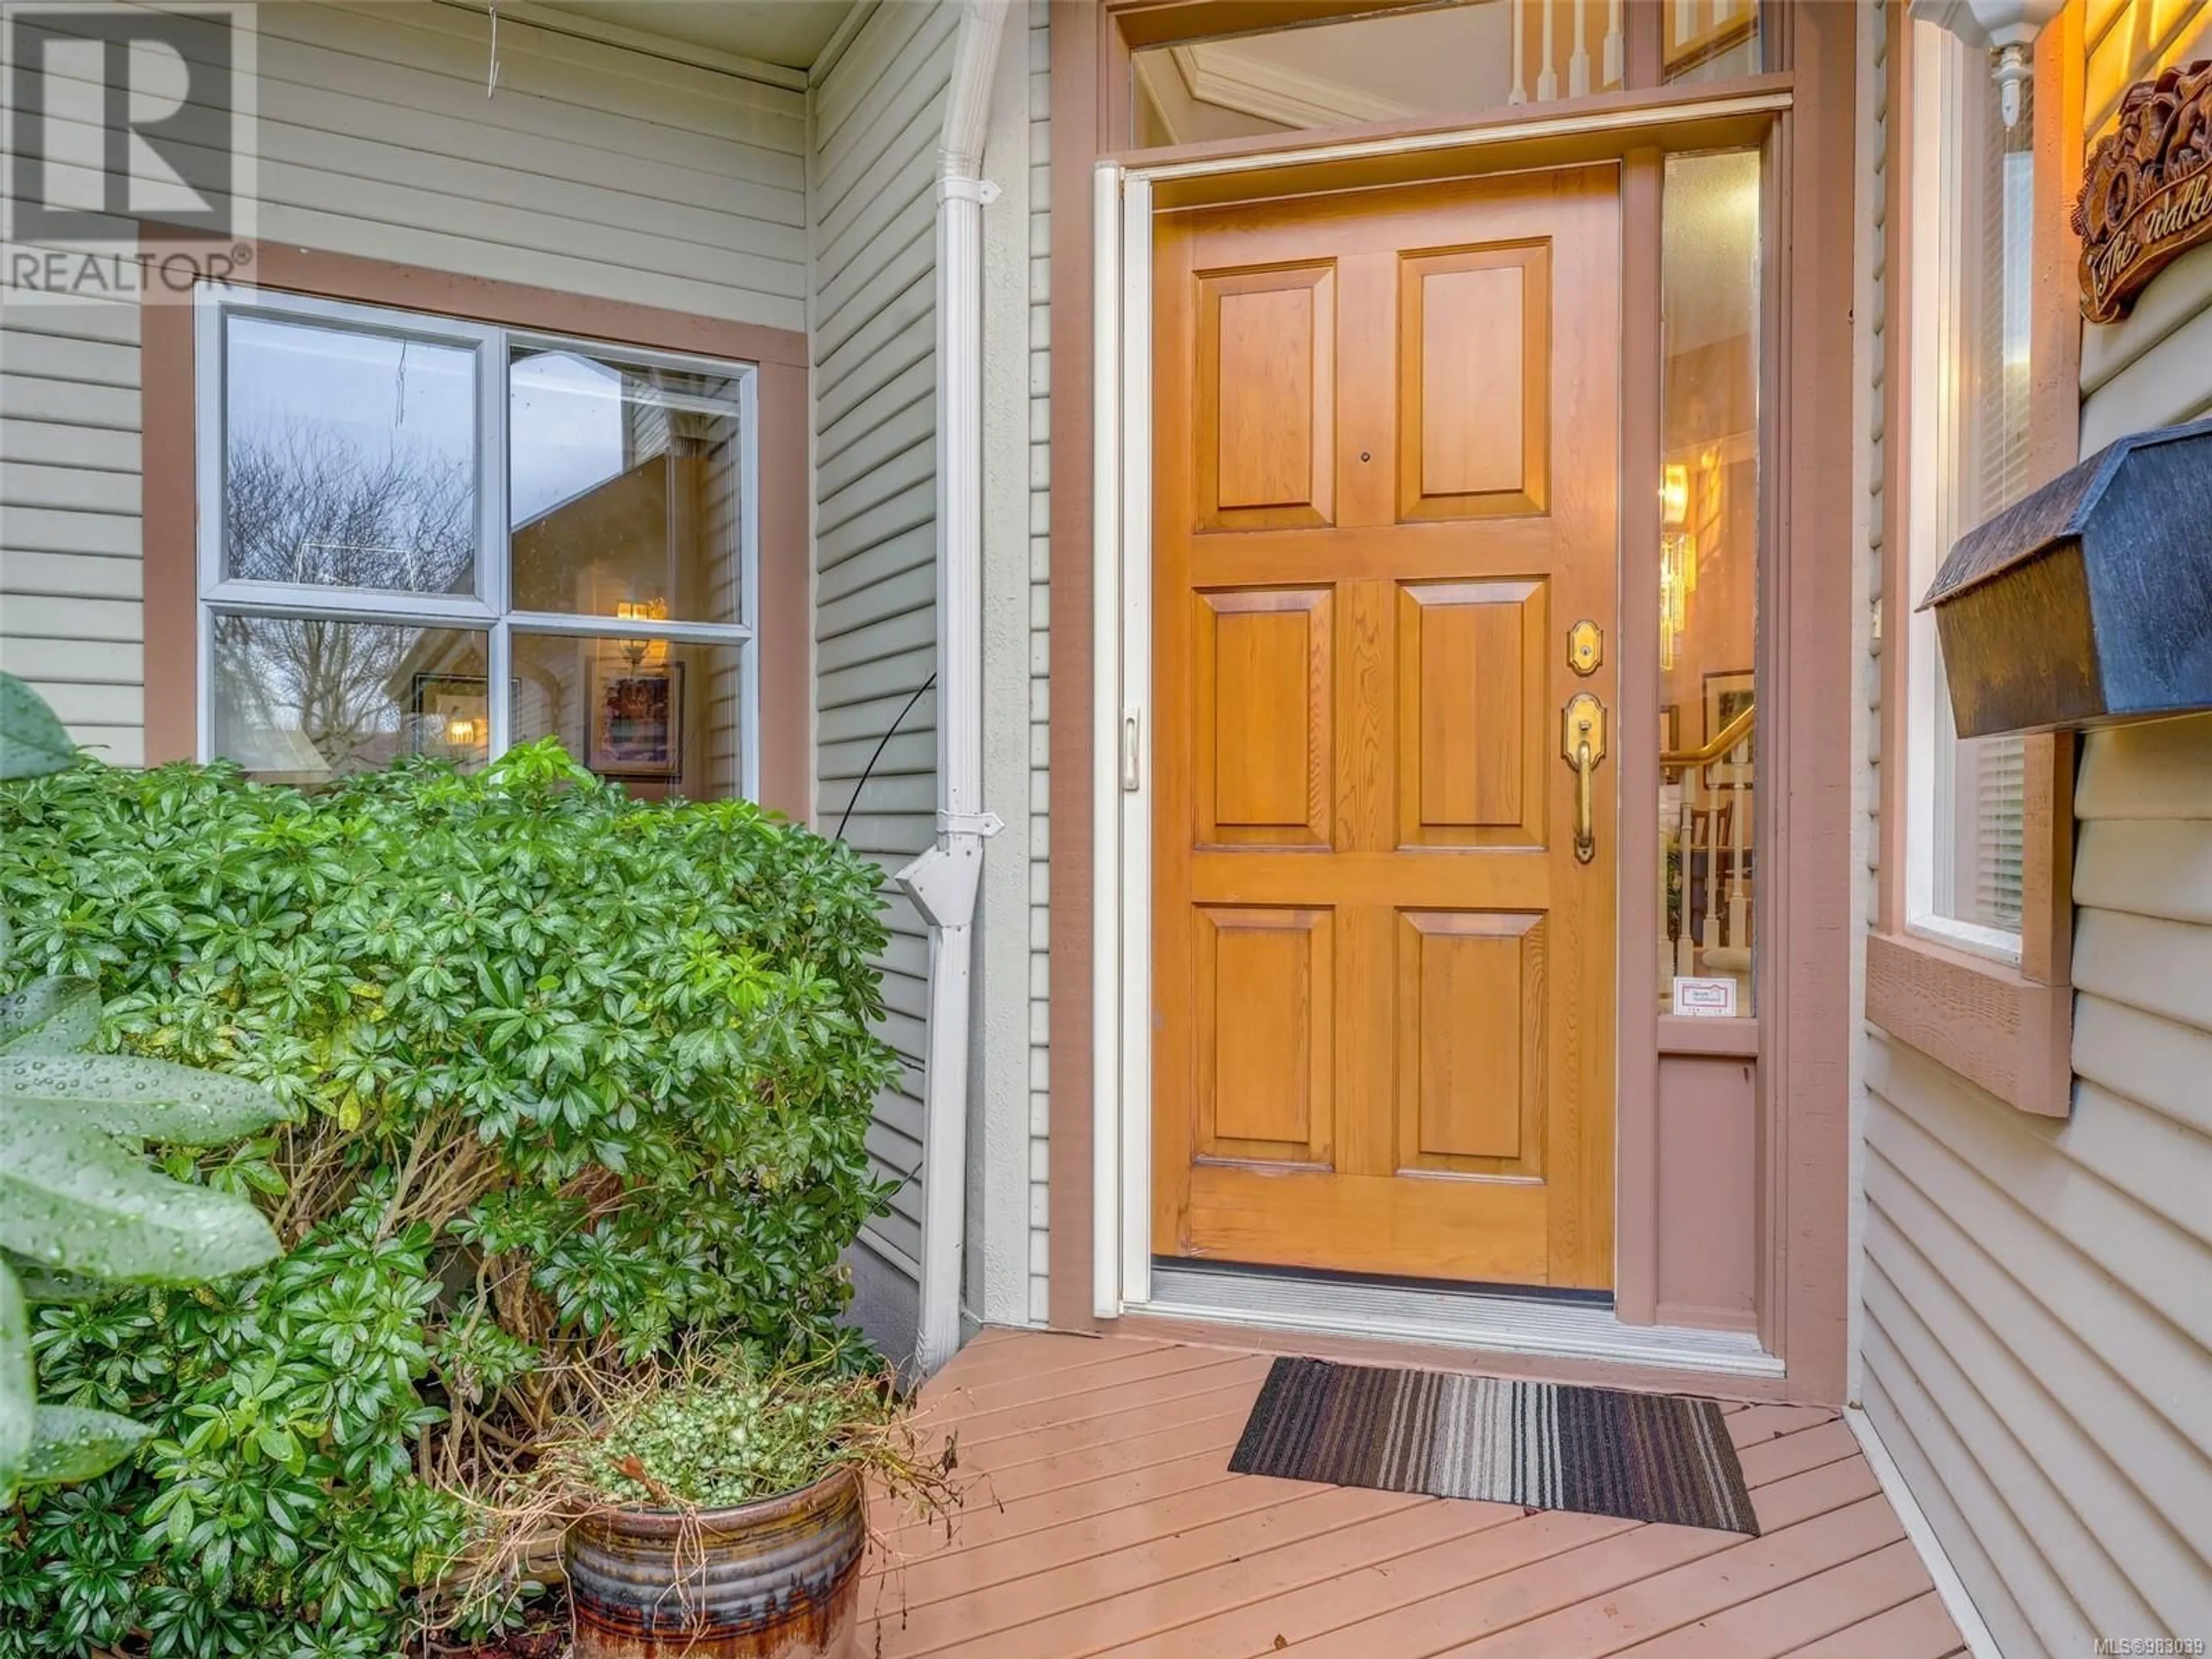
[1786,1590,1969,1657]
[859,1331,1964,1659]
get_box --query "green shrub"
[0,675,286,1512]
[0,741,898,1657]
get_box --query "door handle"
[1560,692,1608,865]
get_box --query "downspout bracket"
[941,176,1003,205]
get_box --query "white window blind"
[1906,24,2035,952]
[1950,62,2033,934]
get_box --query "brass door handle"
[1560,692,1607,865]
[1572,739,1596,863]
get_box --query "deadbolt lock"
[1567,619,1603,677]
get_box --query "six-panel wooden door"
[1150,167,1622,1290]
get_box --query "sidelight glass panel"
[1657,150,1761,1018]
[1128,1,1628,148]
[508,347,746,628]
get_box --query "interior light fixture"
[616,598,671,669]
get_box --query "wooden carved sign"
[2075,58,2212,324]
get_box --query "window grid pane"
[210,613,490,783]
[509,632,744,804]
[199,290,757,802]
[508,347,747,628]
[222,314,480,598]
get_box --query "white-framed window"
[193,284,760,800]
[1903,21,2033,962]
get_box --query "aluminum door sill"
[1139,1263,1785,1378]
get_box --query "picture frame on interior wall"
[588,660,685,779]
[1702,668,1754,763]
[410,672,489,758]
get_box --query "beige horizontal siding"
[0,2,807,763]
[2085,0,2212,136]
[2078,10,2212,453]
[1865,24,2212,1639]
[1863,716,2212,1657]
[2079,243,2212,452]
[810,0,956,1279]
[0,226,144,757]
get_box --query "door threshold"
[1139,1262,1784,1379]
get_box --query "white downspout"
[896,0,1010,1377]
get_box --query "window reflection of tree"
[217,422,475,776]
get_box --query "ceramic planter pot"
[565,1467,865,1659]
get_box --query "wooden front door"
[1151,167,1620,1290]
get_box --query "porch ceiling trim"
[1126,85,1796,181]
[431,0,814,90]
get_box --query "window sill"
[1903,913,2021,968]
[1657,1014,1759,1058]
[1865,930,2072,1119]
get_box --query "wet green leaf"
[1,1247,110,1301]
[0,1259,29,1503]
[0,1053,286,1145]
[0,1116,280,1283]
[0,673,76,780]
[22,1402,150,1484]
[0,976,101,1055]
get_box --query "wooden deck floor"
[858,1330,1963,1658]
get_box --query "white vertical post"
[738,368,762,803]
[1570,0,1591,94]
[1604,0,1624,86]
[900,0,1012,1380]
[1090,161,1125,1322]
[1118,177,1154,1312]
[1537,0,1559,100]
[1510,0,1529,104]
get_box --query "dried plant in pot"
[450,1352,957,1659]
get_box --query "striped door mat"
[1228,1357,1760,1535]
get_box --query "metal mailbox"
[1919,417,2212,738]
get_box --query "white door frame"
[1087,93,1795,1346]
[1092,161,1154,1319]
